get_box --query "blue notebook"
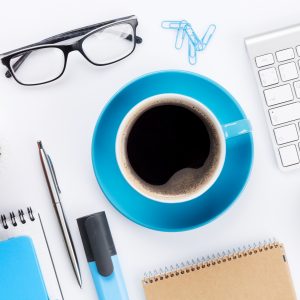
[0,236,49,300]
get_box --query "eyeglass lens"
[82,23,135,65]
[9,47,65,85]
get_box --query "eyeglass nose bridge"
[59,41,79,57]
[64,42,87,62]
[69,41,84,53]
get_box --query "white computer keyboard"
[246,24,300,171]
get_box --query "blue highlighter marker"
[77,212,129,300]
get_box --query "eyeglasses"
[0,15,142,86]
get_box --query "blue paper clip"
[161,20,189,49]
[161,19,216,65]
[175,21,188,49]
[161,20,188,30]
[201,24,216,49]
[188,38,197,65]
[184,24,204,51]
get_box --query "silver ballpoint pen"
[37,141,82,288]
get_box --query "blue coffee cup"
[92,70,254,231]
[116,93,251,203]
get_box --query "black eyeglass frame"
[0,15,142,86]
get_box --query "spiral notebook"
[0,207,63,300]
[143,241,297,300]
[0,236,49,299]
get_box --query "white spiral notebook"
[0,207,63,300]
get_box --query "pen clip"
[46,154,61,194]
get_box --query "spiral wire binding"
[0,207,35,229]
[10,212,17,226]
[28,207,35,221]
[143,239,280,284]
[18,209,26,224]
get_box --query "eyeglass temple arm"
[5,17,142,78]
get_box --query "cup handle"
[222,119,252,139]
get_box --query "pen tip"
[37,141,43,149]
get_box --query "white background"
[1,0,300,299]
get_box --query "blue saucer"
[92,70,254,231]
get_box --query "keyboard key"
[269,102,300,125]
[264,84,293,106]
[279,62,298,81]
[274,124,298,145]
[294,81,300,98]
[296,46,300,56]
[255,54,274,67]
[276,48,294,62]
[279,145,299,166]
[259,68,279,87]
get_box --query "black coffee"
[126,104,211,185]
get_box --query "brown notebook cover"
[142,242,296,300]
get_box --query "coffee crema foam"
[117,95,224,202]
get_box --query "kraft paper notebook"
[142,242,297,300]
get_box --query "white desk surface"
[1,0,300,299]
